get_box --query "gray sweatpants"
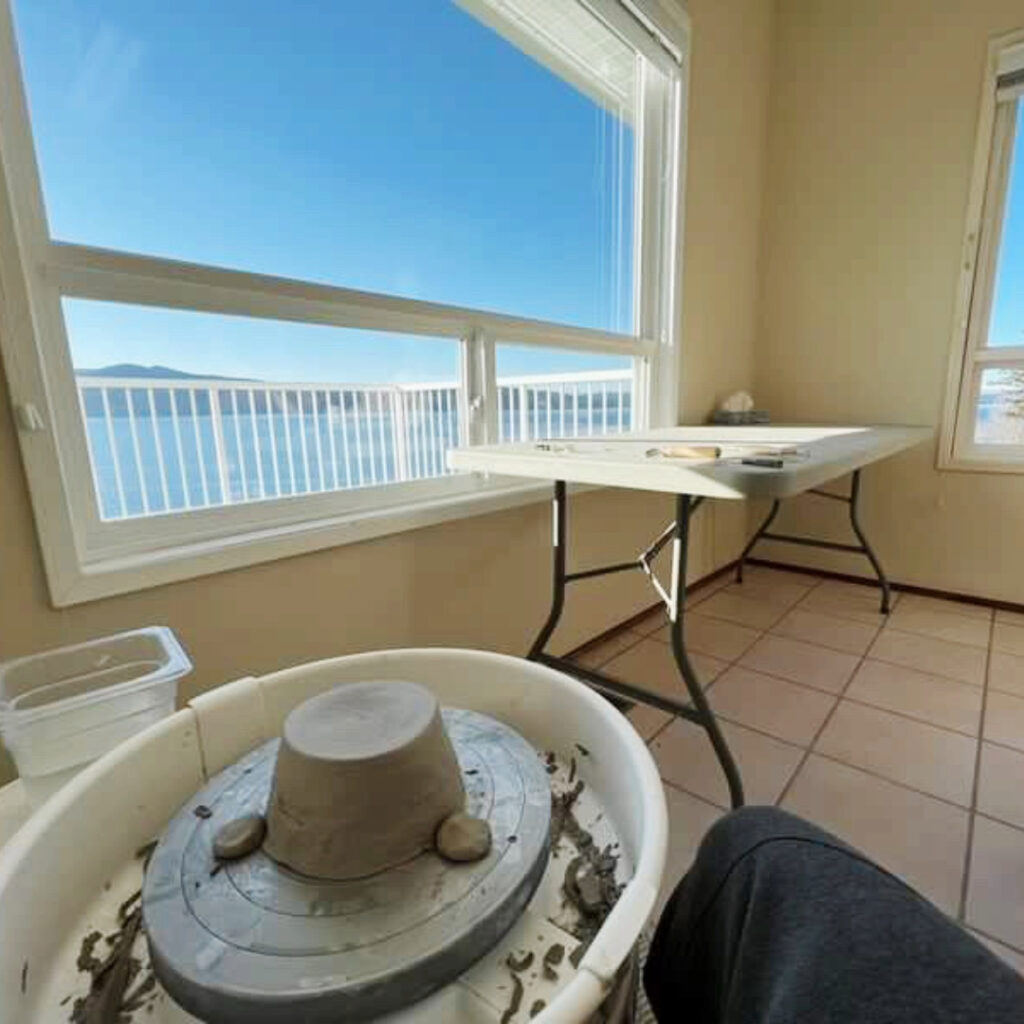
[644,807,1024,1023]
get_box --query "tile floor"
[571,563,1024,971]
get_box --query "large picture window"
[0,0,687,604]
[942,33,1024,468]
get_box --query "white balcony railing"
[76,370,633,521]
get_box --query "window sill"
[937,450,1024,474]
[57,477,563,607]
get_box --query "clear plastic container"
[0,627,192,807]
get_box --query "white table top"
[448,425,933,499]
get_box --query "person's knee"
[698,806,827,865]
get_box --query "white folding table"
[449,425,932,809]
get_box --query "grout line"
[861,649,985,690]
[977,735,1024,756]
[660,775,729,813]
[972,806,1024,838]
[960,614,996,922]
[838,693,981,741]
[773,615,886,808]
[968,924,1024,959]
[810,751,974,813]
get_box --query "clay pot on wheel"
[264,680,465,880]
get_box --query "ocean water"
[82,391,631,520]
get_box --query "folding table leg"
[671,494,745,809]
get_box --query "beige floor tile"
[782,754,969,916]
[993,620,1024,658]
[652,613,761,662]
[984,691,1024,753]
[739,634,860,694]
[868,628,986,687]
[573,630,643,668]
[771,608,879,656]
[898,592,993,621]
[996,608,1024,629]
[796,578,895,625]
[656,785,723,918]
[696,590,790,631]
[887,604,991,648]
[709,666,836,746]
[845,659,983,736]
[744,564,819,588]
[717,577,813,609]
[625,704,673,742]
[971,931,1024,974]
[989,651,1024,698]
[966,815,1024,952]
[977,743,1024,831]
[604,638,726,704]
[651,717,802,808]
[815,701,976,806]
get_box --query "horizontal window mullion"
[970,347,1024,366]
[44,241,647,358]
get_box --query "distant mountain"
[75,363,254,382]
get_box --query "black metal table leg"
[736,499,780,583]
[528,480,567,660]
[670,495,745,808]
[735,469,893,614]
[527,481,745,810]
[848,469,892,614]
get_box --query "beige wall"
[755,0,1024,602]
[0,0,775,782]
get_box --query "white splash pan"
[0,649,667,1024]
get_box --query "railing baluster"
[248,387,266,499]
[78,386,108,519]
[338,390,353,488]
[146,388,170,511]
[573,384,580,437]
[363,392,378,485]
[545,386,552,439]
[392,389,410,482]
[100,387,128,518]
[310,389,326,493]
[280,390,297,495]
[532,385,540,439]
[264,389,281,498]
[324,389,339,490]
[618,381,624,431]
[587,383,594,436]
[428,389,441,476]
[374,390,389,483]
[518,384,529,441]
[228,389,250,502]
[125,389,152,514]
[601,383,608,433]
[296,391,312,493]
[352,391,366,486]
[187,390,211,507]
[167,388,191,508]
[409,392,421,480]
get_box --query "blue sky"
[987,102,1024,350]
[14,0,635,383]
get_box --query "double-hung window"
[943,31,1024,468]
[0,0,688,605]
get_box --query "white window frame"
[0,0,690,606]
[941,29,1024,471]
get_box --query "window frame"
[0,0,689,606]
[941,29,1024,471]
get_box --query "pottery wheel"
[142,709,551,1024]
